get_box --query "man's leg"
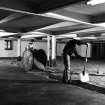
[62,53,72,84]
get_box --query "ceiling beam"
[36,21,79,31]
[0,13,23,24]
[52,9,90,23]
[52,26,95,35]
[0,32,18,38]
[20,23,61,33]
[37,23,95,35]
[71,27,105,35]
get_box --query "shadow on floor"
[71,80,105,94]
[0,79,60,84]
[48,72,105,94]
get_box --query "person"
[62,39,87,84]
[26,39,34,51]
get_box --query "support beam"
[17,38,21,61]
[47,35,51,66]
[51,35,56,67]
[52,9,90,23]
[0,13,23,24]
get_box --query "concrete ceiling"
[0,12,63,33]
[0,0,105,39]
[0,0,85,34]
[65,2,105,16]
[53,1,105,23]
[35,1,105,38]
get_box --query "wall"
[76,44,92,57]
[0,39,92,58]
[21,40,47,56]
[56,42,65,56]
[0,39,17,57]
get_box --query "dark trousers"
[62,53,71,83]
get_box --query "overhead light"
[87,0,105,5]
[56,34,77,38]
[0,30,5,32]
[80,37,96,39]
[94,23,105,27]
[0,32,17,37]
[26,31,47,35]
[21,34,46,39]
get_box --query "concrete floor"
[0,58,105,104]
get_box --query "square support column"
[17,38,21,61]
[51,35,56,67]
[47,35,51,66]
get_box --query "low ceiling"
[34,1,105,38]
[0,0,86,33]
[0,12,63,33]
[0,0,105,39]
[53,2,105,23]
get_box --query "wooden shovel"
[80,44,89,82]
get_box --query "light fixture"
[21,34,46,39]
[87,0,105,5]
[56,34,77,39]
[94,23,105,27]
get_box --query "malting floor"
[0,58,104,105]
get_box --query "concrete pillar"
[51,35,56,67]
[47,35,51,66]
[17,38,21,61]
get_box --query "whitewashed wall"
[75,44,92,57]
[0,39,92,58]
[0,40,17,57]
[21,40,47,56]
[57,43,65,56]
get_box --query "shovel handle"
[85,43,89,62]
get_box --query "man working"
[62,39,87,84]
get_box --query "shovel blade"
[80,72,89,82]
